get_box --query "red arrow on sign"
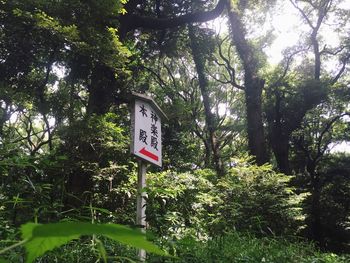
[139,147,159,161]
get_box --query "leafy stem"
[0,239,28,255]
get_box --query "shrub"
[145,160,302,239]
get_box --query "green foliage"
[145,161,301,239]
[146,169,215,239]
[1,0,350,259]
[56,113,131,206]
[150,232,350,263]
[212,161,302,236]
[302,154,350,251]
[0,221,166,263]
[58,113,129,165]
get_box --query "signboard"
[131,96,163,167]
[130,93,167,260]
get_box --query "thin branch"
[141,65,167,89]
[42,113,53,150]
[330,53,350,85]
[217,36,244,90]
[162,61,187,102]
[315,112,350,160]
[219,132,236,150]
[270,48,307,89]
[10,128,49,145]
[290,0,315,29]
[320,45,346,56]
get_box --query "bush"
[213,162,302,236]
[145,160,302,239]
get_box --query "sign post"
[130,92,167,261]
[136,159,147,260]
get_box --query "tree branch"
[330,53,350,85]
[290,0,315,29]
[141,65,167,90]
[270,48,307,89]
[119,0,226,32]
[216,35,244,90]
[315,112,350,160]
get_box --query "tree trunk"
[271,135,290,174]
[65,170,94,208]
[245,76,268,165]
[0,104,9,137]
[203,138,212,168]
[267,91,291,174]
[227,4,268,165]
[307,161,323,245]
[188,25,225,176]
[87,64,117,115]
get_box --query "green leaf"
[21,223,79,263]
[21,222,167,263]
[95,238,107,263]
[0,257,9,263]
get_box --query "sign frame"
[130,92,167,167]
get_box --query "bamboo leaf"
[21,222,166,263]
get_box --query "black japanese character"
[139,129,148,145]
[139,104,147,117]
[151,136,158,150]
[151,124,158,137]
[151,111,158,123]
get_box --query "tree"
[291,98,350,244]
[2,0,350,253]
[188,25,226,176]
[266,0,350,174]
[226,0,271,165]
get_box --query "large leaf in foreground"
[0,257,9,263]
[21,222,166,263]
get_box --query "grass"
[149,232,350,263]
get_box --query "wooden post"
[136,160,147,261]
[131,93,168,261]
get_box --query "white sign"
[131,99,162,166]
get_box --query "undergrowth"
[149,232,350,263]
